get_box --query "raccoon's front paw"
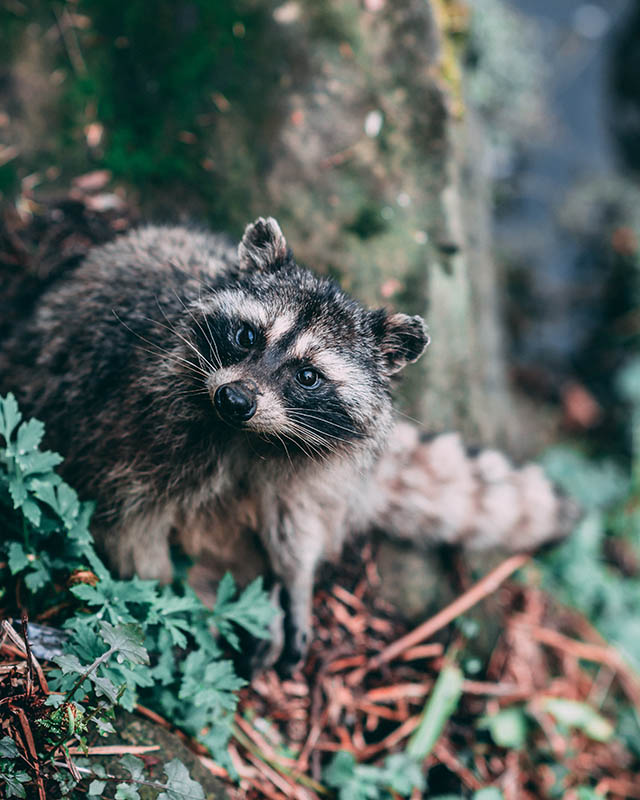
[277,624,310,677]
[276,588,311,676]
[256,582,287,670]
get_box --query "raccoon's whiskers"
[286,411,360,446]
[273,430,295,468]
[283,419,341,458]
[392,407,427,429]
[112,311,210,380]
[286,419,369,478]
[285,408,364,439]
[197,287,223,370]
[278,419,332,462]
[284,429,330,463]
[148,299,218,374]
[171,288,222,371]
[141,384,210,414]
[130,342,209,379]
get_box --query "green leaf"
[382,752,425,795]
[478,707,528,749]
[473,791,504,800]
[99,622,149,666]
[91,674,120,704]
[407,663,464,760]
[16,449,63,476]
[158,759,205,800]
[7,476,26,508]
[7,543,29,575]
[539,697,614,742]
[93,717,116,735]
[576,789,606,800]
[1,773,29,799]
[430,796,465,799]
[24,558,50,592]
[215,572,236,608]
[119,754,145,782]
[88,779,107,795]
[16,418,45,454]
[323,751,423,800]
[324,750,357,788]
[28,477,58,509]
[20,497,41,527]
[54,653,86,676]
[56,482,79,522]
[115,784,141,800]
[541,447,628,511]
[44,693,66,708]
[617,357,640,404]
[0,393,22,442]
[213,574,275,648]
[0,736,20,758]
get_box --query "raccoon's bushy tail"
[369,422,580,552]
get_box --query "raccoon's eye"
[235,323,257,349]
[296,367,321,389]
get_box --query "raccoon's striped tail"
[369,422,580,552]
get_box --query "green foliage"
[0,393,275,797]
[539,698,613,743]
[540,450,640,672]
[324,750,425,800]
[478,698,613,753]
[0,736,30,799]
[478,707,528,750]
[576,788,605,800]
[538,359,640,674]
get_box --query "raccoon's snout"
[214,382,257,424]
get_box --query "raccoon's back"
[0,225,238,505]
[0,226,232,450]
[0,224,237,392]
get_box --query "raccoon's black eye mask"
[236,216,429,375]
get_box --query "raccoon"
[0,217,577,667]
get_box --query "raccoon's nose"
[214,382,257,423]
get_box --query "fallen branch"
[66,744,161,756]
[518,621,640,709]
[348,553,530,683]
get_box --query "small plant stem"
[64,646,116,703]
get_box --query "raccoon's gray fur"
[0,218,577,667]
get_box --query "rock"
[375,539,457,623]
[95,710,228,800]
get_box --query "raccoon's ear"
[372,310,430,374]
[238,217,291,271]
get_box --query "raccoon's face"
[186,218,428,461]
